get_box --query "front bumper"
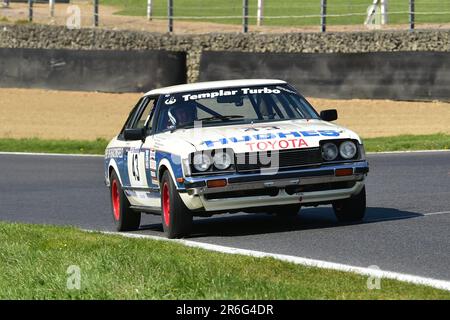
[180,161,369,212]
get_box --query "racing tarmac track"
[0,152,449,281]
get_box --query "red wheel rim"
[162,182,170,227]
[111,179,120,221]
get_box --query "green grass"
[0,134,448,155]
[0,222,449,299]
[102,0,450,26]
[363,133,450,152]
[0,138,108,155]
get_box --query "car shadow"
[139,206,423,238]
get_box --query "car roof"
[143,79,287,96]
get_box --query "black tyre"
[160,171,193,239]
[110,170,141,231]
[332,186,366,222]
[273,204,301,218]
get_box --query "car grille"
[235,147,323,172]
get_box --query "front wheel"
[332,186,366,223]
[160,171,193,239]
[110,171,141,231]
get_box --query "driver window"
[132,97,157,131]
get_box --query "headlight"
[213,150,232,170]
[322,142,338,161]
[339,141,357,159]
[193,153,212,172]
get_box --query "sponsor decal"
[182,87,280,102]
[246,139,309,151]
[150,160,157,170]
[145,150,150,169]
[105,148,123,159]
[149,148,159,185]
[150,149,156,160]
[148,149,157,171]
[202,130,341,148]
[165,96,177,105]
[277,86,297,94]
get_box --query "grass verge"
[363,133,450,152]
[0,222,449,299]
[0,138,108,155]
[0,134,449,155]
[102,0,450,26]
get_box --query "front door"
[123,96,160,209]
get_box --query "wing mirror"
[124,128,146,142]
[320,109,338,122]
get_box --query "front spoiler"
[180,161,369,211]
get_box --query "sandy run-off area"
[0,88,449,141]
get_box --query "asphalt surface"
[0,151,449,281]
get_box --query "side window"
[119,98,143,138]
[132,97,157,132]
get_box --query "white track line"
[423,211,450,216]
[89,229,450,292]
[0,151,103,158]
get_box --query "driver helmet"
[168,102,197,126]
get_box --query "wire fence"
[1,0,450,33]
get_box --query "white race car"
[104,79,369,238]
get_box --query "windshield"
[155,85,320,132]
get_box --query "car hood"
[170,119,361,153]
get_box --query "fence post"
[168,0,173,32]
[147,0,153,21]
[49,0,55,18]
[321,0,327,32]
[380,0,388,24]
[257,0,263,26]
[243,0,248,33]
[93,0,99,27]
[28,0,33,22]
[409,0,415,30]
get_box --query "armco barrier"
[0,48,186,92]
[199,51,450,101]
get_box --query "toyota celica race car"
[104,79,369,238]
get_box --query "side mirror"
[320,109,338,122]
[124,128,145,142]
